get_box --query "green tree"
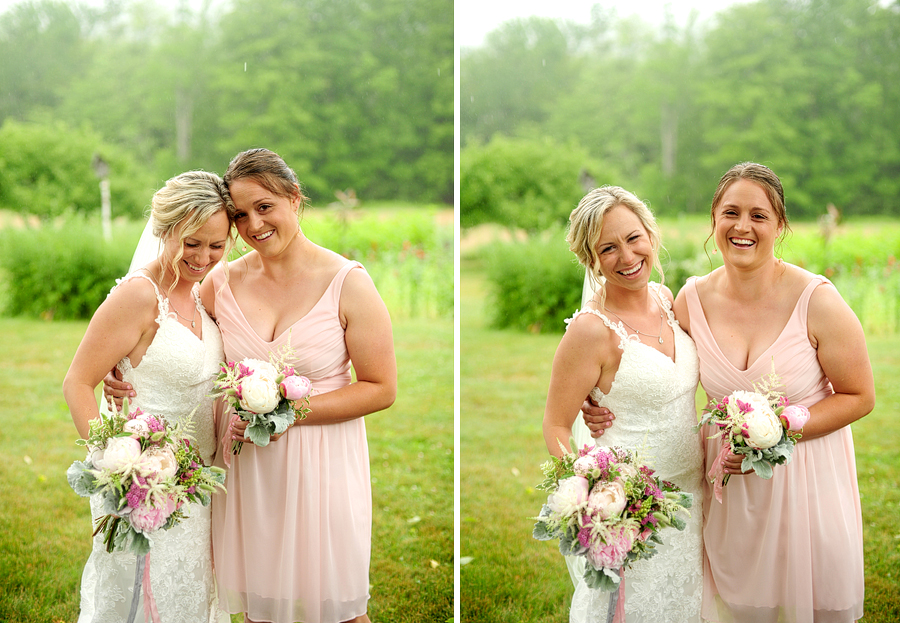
[460,135,600,232]
[0,118,153,219]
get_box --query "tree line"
[461,0,900,224]
[0,0,453,218]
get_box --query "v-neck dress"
[209,261,371,623]
[77,271,228,623]
[566,283,704,623]
[683,275,864,623]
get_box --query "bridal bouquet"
[533,443,693,594]
[699,368,810,502]
[211,342,312,456]
[67,398,227,556]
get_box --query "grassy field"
[0,314,454,622]
[459,259,900,622]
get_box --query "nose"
[735,213,751,232]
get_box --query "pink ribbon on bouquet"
[605,568,626,623]
[142,552,162,623]
[707,438,731,503]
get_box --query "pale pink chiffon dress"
[209,261,371,623]
[683,275,864,623]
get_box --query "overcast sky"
[457,0,748,48]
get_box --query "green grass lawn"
[0,314,454,622]
[459,260,900,623]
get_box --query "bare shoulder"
[563,310,617,351]
[105,274,159,314]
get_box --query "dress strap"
[113,270,170,323]
[648,282,680,330]
[565,308,633,351]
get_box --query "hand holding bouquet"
[211,342,312,456]
[699,368,810,502]
[533,443,693,600]
[67,398,227,556]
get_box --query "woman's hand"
[581,398,615,438]
[723,451,749,476]
[102,368,135,410]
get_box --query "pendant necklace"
[171,301,197,328]
[602,300,665,344]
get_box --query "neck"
[602,282,654,315]
[719,257,782,300]
[255,229,314,277]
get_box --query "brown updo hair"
[709,162,791,240]
[223,148,309,214]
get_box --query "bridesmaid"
[203,148,396,623]
[675,162,873,623]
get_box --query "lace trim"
[565,283,678,351]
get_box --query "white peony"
[728,390,783,449]
[548,476,589,518]
[587,479,627,520]
[573,455,597,477]
[94,437,142,471]
[239,362,280,414]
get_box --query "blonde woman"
[64,171,233,623]
[542,186,703,623]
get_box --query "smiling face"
[713,179,784,268]
[162,209,230,283]
[594,205,655,292]
[228,178,302,255]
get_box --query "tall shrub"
[484,230,583,333]
[0,217,139,319]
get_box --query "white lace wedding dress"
[77,271,229,623]
[566,283,704,623]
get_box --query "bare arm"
[800,282,875,439]
[543,315,608,458]
[63,281,156,438]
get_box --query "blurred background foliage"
[461,0,900,227]
[0,0,453,218]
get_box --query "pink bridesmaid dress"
[209,261,371,623]
[683,275,864,623]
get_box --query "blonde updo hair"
[150,170,235,291]
[566,185,663,309]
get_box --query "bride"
[63,171,233,623]
[541,186,703,623]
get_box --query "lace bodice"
[77,271,228,623]
[116,272,223,462]
[566,284,705,623]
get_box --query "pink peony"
[129,495,178,533]
[280,375,313,401]
[780,405,810,431]
[139,446,178,480]
[585,525,635,570]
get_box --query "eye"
[628,234,641,242]
[185,242,199,248]
[234,212,247,220]
[600,245,614,254]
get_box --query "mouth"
[184,260,207,274]
[252,230,275,242]
[618,261,644,277]
[730,237,755,249]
